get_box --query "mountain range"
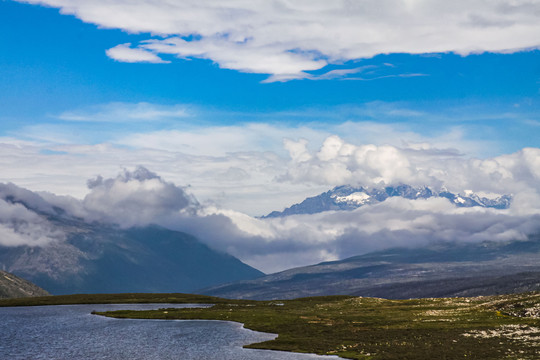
[202,235,540,300]
[264,184,512,217]
[0,186,263,295]
[0,223,264,295]
[1,181,536,300]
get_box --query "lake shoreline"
[2,302,333,360]
[3,292,539,359]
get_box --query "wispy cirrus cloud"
[266,65,428,82]
[57,102,190,123]
[16,0,540,81]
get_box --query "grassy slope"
[0,293,246,307]
[2,292,539,359]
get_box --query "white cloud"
[180,196,540,273]
[82,167,198,227]
[0,222,61,247]
[17,0,540,80]
[115,123,326,156]
[2,164,540,273]
[280,136,540,199]
[58,102,190,123]
[106,43,169,63]
[1,111,538,216]
[0,184,67,247]
[142,36,325,79]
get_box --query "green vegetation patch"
[2,292,539,359]
[95,293,540,360]
[0,292,249,307]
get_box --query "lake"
[0,304,338,359]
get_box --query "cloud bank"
[0,183,67,247]
[2,110,539,216]
[281,136,540,199]
[18,0,540,80]
[3,101,540,272]
[2,161,540,273]
[0,167,199,247]
[0,119,488,216]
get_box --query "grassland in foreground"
[2,292,539,359]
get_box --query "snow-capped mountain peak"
[264,184,511,218]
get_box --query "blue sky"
[1,0,540,272]
[1,0,540,213]
[2,0,539,150]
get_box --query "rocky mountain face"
[0,187,264,295]
[0,221,264,295]
[202,236,540,300]
[264,184,512,217]
[0,270,49,299]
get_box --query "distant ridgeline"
[203,235,540,300]
[264,184,512,218]
[0,184,263,295]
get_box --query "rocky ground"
[0,270,49,299]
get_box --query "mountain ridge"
[0,223,264,295]
[201,236,540,300]
[0,183,264,295]
[264,184,512,218]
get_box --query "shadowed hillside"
[202,236,540,300]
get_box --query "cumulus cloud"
[0,166,198,239]
[82,166,198,227]
[17,0,540,80]
[0,167,200,245]
[280,136,540,200]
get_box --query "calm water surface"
[0,304,338,360]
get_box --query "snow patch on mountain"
[333,192,372,206]
[265,184,512,218]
